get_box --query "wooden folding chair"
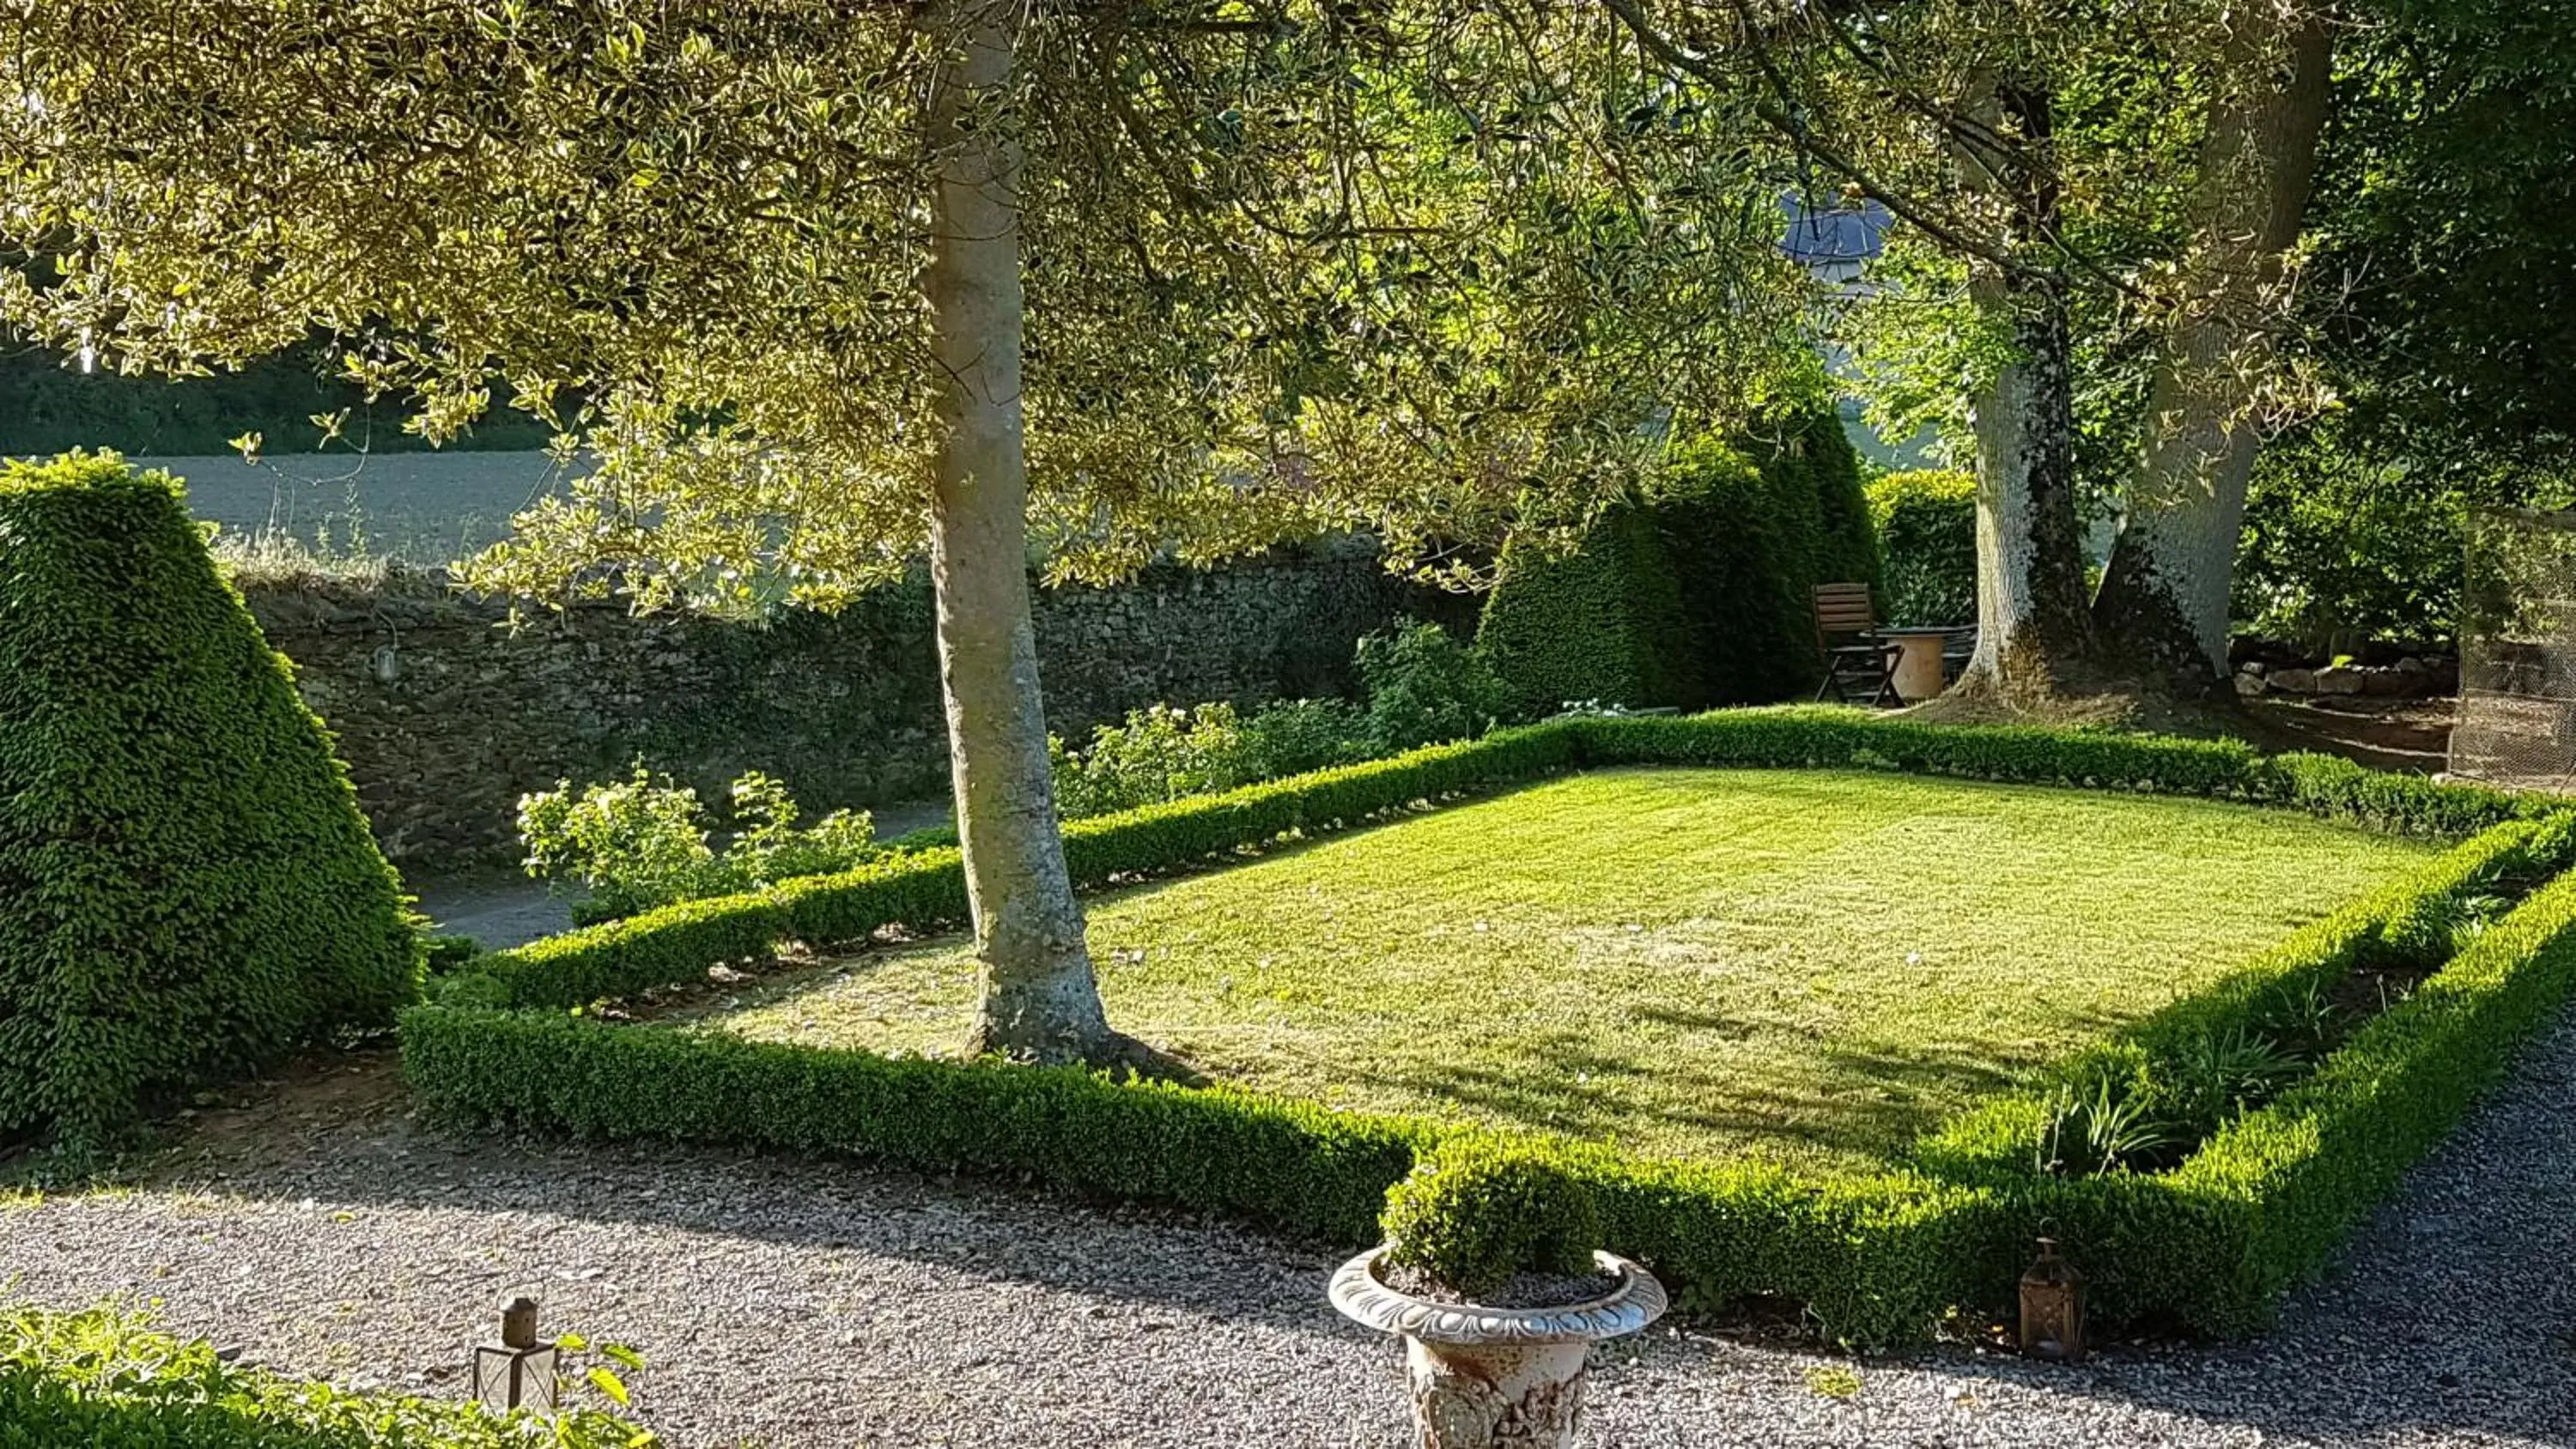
[1813,582,1901,707]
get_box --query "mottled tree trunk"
[2093,12,2333,686]
[1956,274,2096,705]
[1951,83,2098,706]
[920,6,1112,1064]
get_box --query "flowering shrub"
[519,766,879,919]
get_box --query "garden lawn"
[701,767,2435,1172]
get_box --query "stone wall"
[248,542,1454,870]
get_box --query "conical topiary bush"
[0,452,418,1152]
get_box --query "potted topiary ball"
[1329,1140,1668,1448]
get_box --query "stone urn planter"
[1329,1243,1669,1448]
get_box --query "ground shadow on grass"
[10,1004,2574,1447]
[1332,1031,2020,1169]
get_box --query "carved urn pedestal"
[1328,1246,1669,1449]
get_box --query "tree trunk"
[1956,272,2097,705]
[2093,12,2334,686]
[1950,83,2099,706]
[920,6,1113,1064]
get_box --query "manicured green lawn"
[702,768,2434,1170]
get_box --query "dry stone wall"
[246,542,1449,870]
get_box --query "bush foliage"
[1042,622,1492,825]
[0,452,417,1150]
[1381,1139,1603,1296]
[1476,407,1881,713]
[1352,620,1511,752]
[0,1302,645,1448]
[1473,499,1699,715]
[520,766,883,922]
[1865,468,1978,627]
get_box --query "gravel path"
[5,1008,2573,1448]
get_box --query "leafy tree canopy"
[1,0,1810,607]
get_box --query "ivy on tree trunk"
[1951,82,2099,706]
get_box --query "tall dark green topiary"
[1474,499,1700,716]
[1659,433,1820,704]
[1476,402,1882,712]
[0,452,419,1150]
[1775,405,1883,597]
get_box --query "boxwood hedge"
[464,709,2537,1015]
[411,713,2575,1345]
[0,452,419,1151]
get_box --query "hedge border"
[464,708,2537,1012]
[412,714,2576,1347]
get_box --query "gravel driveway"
[4,1007,2572,1448]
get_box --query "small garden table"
[1877,627,1958,702]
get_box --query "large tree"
[2089,7,2334,684]
[1607,0,2342,703]
[0,0,1795,1059]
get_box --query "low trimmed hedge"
[2163,863,2576,1322]
[1917,814,2566,1185]
[410,789,2576,1346]
[1570,710,2530,837]
[468,724,1583,1009]
[414,714,2576,1346]
[0,1303,645,1448]
[401,1003,1431,1246]
[1987,859,2576,1337]
[400,994,1989,1343]
[463,710,2538,1013]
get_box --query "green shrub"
[1663,424,1844,705]
[2165,863,2576,1325]
[1475,407,1882,713]
[1381,1139,1603,1296]
[1054,695,1376,820]
[461,710,2545,1015]
[1938,816,2551,1171]
[406,784,2576,1346]
[520,765,880,919]
[1779,407,1884,597]
[0,452,418,1151]
[519,766,720,919]
[1572,709,2538,837]
[1866,469,1978,627]
[1474,500,1700,714]
[1051,703,1263,819]
[0,1302,646,1448]
[401,1002,1433,1245]
[2014,862,2576,1336]
[471,725,1583,1009]
[1355,620,1512,752]
[422,934,484,977]
[400,992,1986,1345]
[1239,696,1372,778]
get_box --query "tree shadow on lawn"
[1333,1027,2021,1170]
[17,1022,2571,1449]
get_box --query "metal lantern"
[471,1296,560,1413]
[2018,1237,2087,1363]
